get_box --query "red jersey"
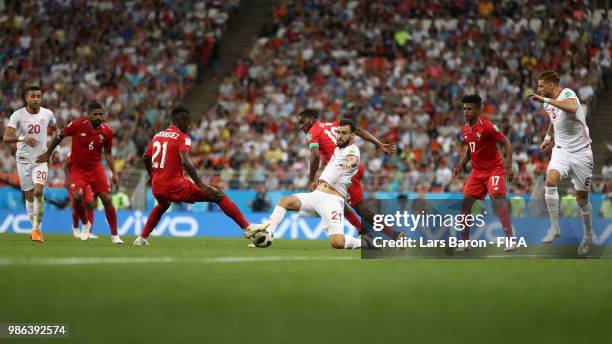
[61,117,113,170]
[144,125,192,192]
[460,117,505,172]
[306,120,339,163]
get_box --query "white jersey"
[7,107,56,163]
[319,144,360,198]
[543,88,591,152]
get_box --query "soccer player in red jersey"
[38,101,123,244]
[453,95,515,251]
[133,107,267,246]
[64,153,96,239]
[297,109,402,242]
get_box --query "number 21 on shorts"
[330,210,342,223]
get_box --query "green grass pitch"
[1,233,611,344]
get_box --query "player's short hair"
[22,85,41,100]
[299,109,318,119]
[461,94,482,105]
[338,118,356,132]
[87,101,104,112]
[171,107,191,120]
[538,71,560,85]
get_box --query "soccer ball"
[251,230,273,248]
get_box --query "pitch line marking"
[0,256,358,266]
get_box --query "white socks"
[545,186,560,230]
[343,235,361,249]
[577,199,593,237]
[268,206,287,232]
[33,196,44,229]
[25,200,34,224]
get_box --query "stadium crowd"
[1,0,611,197]
[0,0,238,185]
[196,0,611,195]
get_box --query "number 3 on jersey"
[151,141,168,168]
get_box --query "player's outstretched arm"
[355,128,396,154]
[528,93,578,115]
[36,134,64,162]
[308,148,321,190]
[341,155,358,170]
[180,151,205,188]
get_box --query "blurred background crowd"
[1,0,611,199]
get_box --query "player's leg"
[344,205,363,233]
[135,197,171,246]
[84,187,97,239]
[68,190,81,238]
[266,195,302,233]
[459,172,486,246]
[98,192,123,244]
[17,163,37,239]
[317,194,360,249]
[571,149,594,255]
[543,148,570,242]
[194,183,267,237]
[487,170,514,249]
[352,201,401,239]
[459,196,478,241]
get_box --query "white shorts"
[17,162,48,191]
[548,146,593,192]
[295,190,345,235]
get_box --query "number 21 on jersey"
[151,141,168,168]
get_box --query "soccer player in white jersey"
[2,85,57,242]
[527,71,594,255]
[258,118,363,249]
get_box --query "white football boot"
[542,227,560,243]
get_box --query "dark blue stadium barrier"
[1,210,611,245]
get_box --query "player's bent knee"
[329,235,345,249]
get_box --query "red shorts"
[153,179,209,204]
[464,168,507,200]
[347,162,365,207]
[68,185,94,206]
[69,165,110,195]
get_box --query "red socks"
[141,204,170,238]
[72,210,79,228]
[217,196,250,229]
[495,202,513,238]
[345,209,363,234]
[104,206,118,235]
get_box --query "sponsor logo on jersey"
[476,133,481,139]
[306,134,312,141]
[80,132,86,136]
[99,134,105,142]
[564,91,572,97]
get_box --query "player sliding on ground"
[527,71,594,256]
[3,85,57,242]
[298,108,402,242]
[453,95,516,252]
[258,118,363,249]
[133,107,268,246]
[38,101,124,244]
